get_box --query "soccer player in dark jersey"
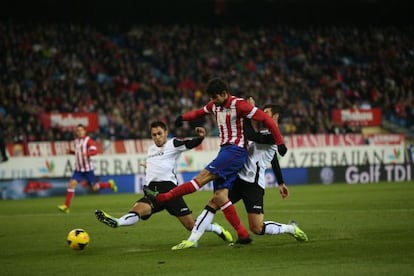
[94,121,232,243]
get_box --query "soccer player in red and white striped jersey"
[144,77,287,248]
[58,124,117,213]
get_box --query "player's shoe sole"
[229,236,253,247]
[213,223,233,243]
[95,209,118,228]
[289,220,309,242]
[57,204,69,214]
[143,185,159,204]
[171,240,197,250]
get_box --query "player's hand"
[278,144,287,156]
[195,127,207,138]
[278,183,289,199]
[175,115,183,128]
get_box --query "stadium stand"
[0,1,412,144]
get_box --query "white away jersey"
[238,141,278,189]
[145,139,188,185]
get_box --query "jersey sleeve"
[181,101,213,121]
[251,109,284,145]
[173,137,204,150]
[244,119,275,144]
[236,99,258,118]
[87,138,98,156]
[271,153,284,184]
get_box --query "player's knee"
[68,180,77,189]
[212,190,228,206]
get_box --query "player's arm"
[173,127,206,149]
[271,153,284,185]
[251,109,284,145]
[238,100,284,145]
[271,153,289,199]
[87,140,98,156]
[175,102,212,127]
[244,119,274,145]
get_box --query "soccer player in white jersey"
[230,101,308,241]
[58,124,117,213]
[94,121,232,243]
[171,99,308,249]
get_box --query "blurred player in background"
[94,121,232,243]
[145,77,287,248]
[172,98,307,249]
[57,124,117,213]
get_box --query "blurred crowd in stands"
[0,21,413,144]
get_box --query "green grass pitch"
[1,182,413,276]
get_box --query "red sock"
[221,201,250,239]
[97,182,110,189]
[157,179,201,203]
[65,189,75,208]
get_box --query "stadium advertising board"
[5,134,405,157]
[278,144,405,168]
[308,164,414,184]
[40,112,99,132]
[332,108,382,126]
[0,175,145,200]
[0,144,405,179]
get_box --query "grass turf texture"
[1,182,413,276]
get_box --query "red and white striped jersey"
[181,95,284,147]
[207,96,257,147]
[72,136,97,172]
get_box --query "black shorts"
[229,177,264,214]
[137,181,192,220]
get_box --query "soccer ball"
[67,229,90,250]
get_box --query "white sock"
[117,212,140,226]
[205,223,221,235]
[263,221,294,235]
[188,208,215,243]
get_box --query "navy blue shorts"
[72,170,96,186]
[205,144,247,191]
